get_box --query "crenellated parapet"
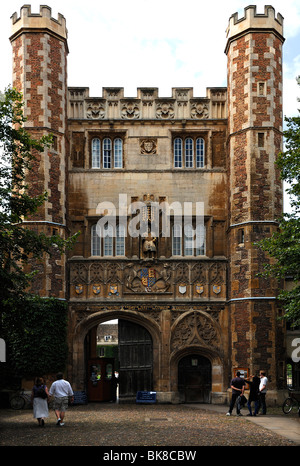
[225,4,284,52]
[68,86,227,120]
[10,5,67,41]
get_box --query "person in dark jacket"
[244,374,260,416]
[226,371,246,416]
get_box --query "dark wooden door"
[118,320,153,401]
[178,355,211,403]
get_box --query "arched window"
[195,223,206,255]
[172,224,182,255]
[184,224,194,256]
[103,223,113,256]
[92,138,100,168]
[103,138,112,169]
[116,224,125,255]
[185,138,193,168]
[91,224,101,255]
[196,138,205,168]
[114,138,123,168]
[174,138,182,168]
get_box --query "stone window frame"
[91,135,124,169]
[91,222,126,257]
[173,136,205,169]
[172,220,206,257]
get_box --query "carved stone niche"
[140,138,157,155]
[71,132,85,168]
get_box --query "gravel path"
[0,403,295,447]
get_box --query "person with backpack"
[31,377,49,427]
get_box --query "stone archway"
[169,309,226,403]
[70,308,161,393]
[170,346,224,403]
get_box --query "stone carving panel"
[156,101,175,119]
[86,101,105,119]
[121,101,140,119]
[69,260,227,298]
[124,262,171,293]
[190,101,209,119]
[140,138,157,155]
[171,311,220,353]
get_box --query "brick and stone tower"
[225,6,285,395]
[10,5,68,299]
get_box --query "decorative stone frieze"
[68,86,228,120]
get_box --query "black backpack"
[36,385,47,399]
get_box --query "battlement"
[225,4,284,51]
[68,86,227,120]
[10,4,67,41]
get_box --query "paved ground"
[0,402,299,449]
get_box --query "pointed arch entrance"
[71,309,159,402]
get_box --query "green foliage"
[0,87,78,380]
[2,296,68,377]
[0,87,78,306]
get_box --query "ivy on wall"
[2,296,68,378]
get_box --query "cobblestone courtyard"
[0,403,296,447]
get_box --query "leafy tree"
[258,77,300,327]
[2,297,68,379]
[0,87,78,379]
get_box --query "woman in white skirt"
[31,377,49,427]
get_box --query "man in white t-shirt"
[49,372,74,426]
[258,370,268,415]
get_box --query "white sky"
[0,0,299,212]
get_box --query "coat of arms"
[140,268,156,291]
[92,284,101,295]
[179,284,187,294]
[213,285,221,295]
[75,284,83,295]
[195,283,204,295]
[108,284,119,296]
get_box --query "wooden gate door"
[87,358,115,401]
[118,320,153,401]
[178,355,211,403]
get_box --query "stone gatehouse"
[9,4,286,403]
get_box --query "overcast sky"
[0,0,299,212]
[1,0,299,113]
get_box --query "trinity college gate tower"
[10,5,286,403]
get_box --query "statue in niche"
[142,227,157,259]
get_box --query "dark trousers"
[229,393,242,414]
[247,399,259,416]
[258,393,267,414]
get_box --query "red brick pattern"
[11,28,67,298]
[227,29,284,381]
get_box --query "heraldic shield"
[140,268,156,288]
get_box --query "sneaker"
[56,418,61,425]
[60,422,65,426]
[226,412,231,416]
[237,413,243,416]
